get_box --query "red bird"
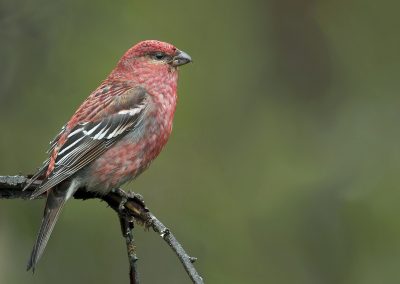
[24,40,192,271]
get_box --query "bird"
[23,40,192,271]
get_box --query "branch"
[0,175,204,284]
[119,209,139,284]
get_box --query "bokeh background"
[1,0,399,283]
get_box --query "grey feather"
[27,180,79,271]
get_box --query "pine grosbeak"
[24,40,192,271]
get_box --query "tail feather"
[27,180,79,271]
[27,193,66,272]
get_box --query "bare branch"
[148,212,203,283]
[0,175,204,284]
[119,211,140,284]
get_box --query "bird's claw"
[112,188,146,208]
[118,197,128,214]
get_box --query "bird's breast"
[142,91,177,159]
[82,91,177,193]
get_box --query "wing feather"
[28,86,148,198]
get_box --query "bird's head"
[112,40,192,80]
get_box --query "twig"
[148,212,203,283]
[118,207,139,284]
[114,188,204,284]
[0,175,204,284]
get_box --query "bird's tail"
[27,181,78,272]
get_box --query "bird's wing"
[28,85,148,199]
[24,83,133,191]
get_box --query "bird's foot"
[112,188,146,208]
[111,187,149,228]
[117,196,134,234]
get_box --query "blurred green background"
[1,0,400,283]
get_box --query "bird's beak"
[172,50,192,67]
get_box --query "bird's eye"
[152,52,166,60]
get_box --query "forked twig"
[0,175,204,284]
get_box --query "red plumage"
[25,40,192,271]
